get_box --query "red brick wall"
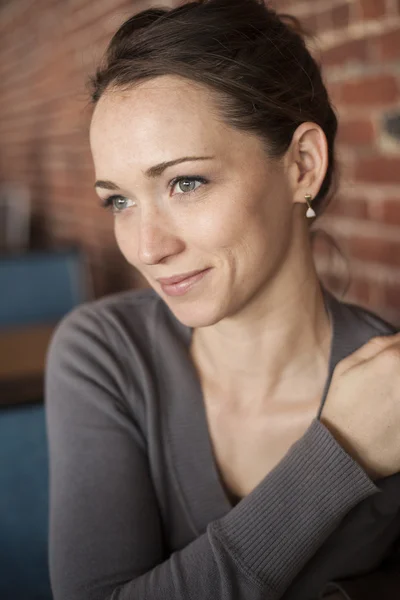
[1,0,400,324]
[0,0,174,296]
[272,0,400,325]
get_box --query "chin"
[162,295,226,329]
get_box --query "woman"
[45,1,400,599]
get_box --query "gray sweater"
[45,287,400,600]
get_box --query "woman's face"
[90,75,297,328]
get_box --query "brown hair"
[90,0,338,216]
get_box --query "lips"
[156,269,209,286]
[156,268,212,297]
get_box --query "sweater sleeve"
[45,304,378,600]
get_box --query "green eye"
[113,197,128,210]
[171,176,208,195]
[102,195,135,213]
[177,179,197,192]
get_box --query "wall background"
[1,0,399,323]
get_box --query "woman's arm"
[45,305,377,600]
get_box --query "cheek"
[188,192,273,255]
[184,185,262,249]
[114,218,139,265]
[212,191,291,272]
[186,208,236,250]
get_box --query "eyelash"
[101,176,209,212]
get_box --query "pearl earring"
[305,194,316,218]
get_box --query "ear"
[284,122,329,207]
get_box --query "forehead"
[89,75,273,186]
[90,76,230,165]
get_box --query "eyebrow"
[94,155,215,190]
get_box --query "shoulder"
[326,289,398,361]
[46,287,190,384]
[54,286,164,335]
[45,288,191,432]
[333,294,397,336]
[47,288,156,357]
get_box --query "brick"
[317,3,352,32]
[354,157,400,184]
[384,283,400,310]
[348,279,371,304]
[311,233,332,257]
[301,14,318,36]
[270,0,299,9]
[332,3,351,28]
[318,3,351,32]
[337,118,375,146]
[381,199,400,226]
[327,82,343,106]
[373,28,400,61]
[339,75,399,105]
[332,196,369,219]
[348,236,400,267]
[359,0,387,19]
[323,273,346,295]
[321,38,369,67]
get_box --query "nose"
[137,211,185,266]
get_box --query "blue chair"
[0,405,50,600]
[0,248,91,329]
[0,248,90,599]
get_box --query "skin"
[91,74,334,496]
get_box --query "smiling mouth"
[157,268,211,297]
[156,269,209,285]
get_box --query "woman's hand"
[321,332,400,480]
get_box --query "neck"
[191,227,333,404]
